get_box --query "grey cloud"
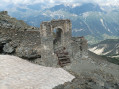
[0,0,119,6]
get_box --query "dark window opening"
[0,43,5,53]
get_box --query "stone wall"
[0,27,41,59]
[72,37,88,60]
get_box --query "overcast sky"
[0,0,119,8]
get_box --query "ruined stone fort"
[40,20,88,67]
[0,11,88,67]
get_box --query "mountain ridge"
[89,39,119,56]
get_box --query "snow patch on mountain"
[100,18,112,33]
[89,46,105,55]
[0,55,74,89]
[73,29,84,32]
[83,12,90,20]
[100,19,106,29]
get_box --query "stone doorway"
[53,28,62,49]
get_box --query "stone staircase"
[54,47,70,67]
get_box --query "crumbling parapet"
[72,36,88,60]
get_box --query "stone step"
[58,57,70,60]
[58,55,69,58]
[59,59,70,63]
[60,59,70,62]
[56,52,68,54]
[57,53,68,56]
[60,62,70,64]
[59,61,70,67]
[55,47,71,67]
[59,60,70,63]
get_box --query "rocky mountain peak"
[0,11,38,31]
[0,11,8,15]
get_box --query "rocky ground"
[53,51,119,89]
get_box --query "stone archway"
[53,28,63,49]
[40,19,72,67]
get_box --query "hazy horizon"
[0,0,119,9]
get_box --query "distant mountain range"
[2,3,119,44]
[89,39,119,56]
